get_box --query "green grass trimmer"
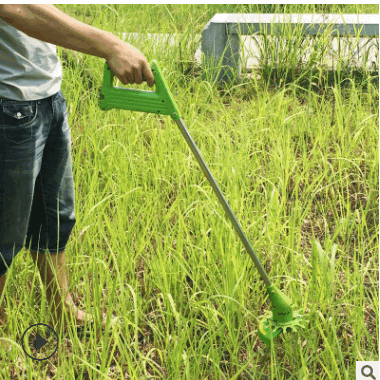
[99,60,308,345]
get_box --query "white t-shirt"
[0,16,62,101]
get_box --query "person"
[0,4,155,354]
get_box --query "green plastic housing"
[267,284,294,323]
[99,60,181,120]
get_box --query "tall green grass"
[247,20,379,90]
[1,4,378,379]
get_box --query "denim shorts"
[0,90,76,277]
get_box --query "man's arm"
[0,5,154,86]
[0,4,116,60]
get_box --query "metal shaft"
[175,118,272,287]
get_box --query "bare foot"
[54,294,118,334]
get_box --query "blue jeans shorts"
[0,90,76,277]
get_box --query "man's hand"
[106,40,154,87]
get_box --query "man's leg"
[30,250,93,332]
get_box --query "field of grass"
[2,4,379,380]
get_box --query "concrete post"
[201,15,241,84]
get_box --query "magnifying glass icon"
[362,365,376,379]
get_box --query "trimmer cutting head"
[258,309,307,345]
[258,285,308,345]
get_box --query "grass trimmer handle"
[99,60,181,121]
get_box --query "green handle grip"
[99,59,181,120]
